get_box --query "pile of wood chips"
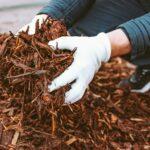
[0,18,149,150]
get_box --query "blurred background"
[0,0,49,33]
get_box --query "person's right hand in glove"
[17,14,48,35]
[48,33,112,104]
[48,29,132,104]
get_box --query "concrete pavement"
[0,0,48,7]
[0,0,49,33]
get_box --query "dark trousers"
[68,0,150,68]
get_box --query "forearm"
[107,29,131,58]
[117,13,150,60]
[107,13,150,59]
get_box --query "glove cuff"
[96,32,111,62]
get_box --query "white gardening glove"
[48,33,111,104]
[17,14,48,35]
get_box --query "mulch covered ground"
[0,19,149,150]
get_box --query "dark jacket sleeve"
[118,13,150,60]
[38,0,95,29]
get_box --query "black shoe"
[118,67,150,93]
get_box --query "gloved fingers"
[32,14,47,27]
[16,24,29,35]
[48,64,78,92]
[65,78,86,104]
[25,19,44,35]
[64,70,96,104]
[48,37,77,50]
[38,18,45,28]
[27,23,36,35]
[16,24,35,35]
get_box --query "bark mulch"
[0,18,149,150]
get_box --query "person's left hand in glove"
[48,33,111,104]
[16,14,48,35]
